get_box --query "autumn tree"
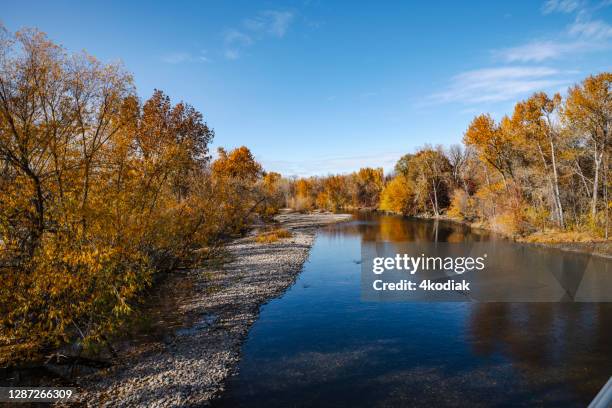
[563,73,611,234]
[290,178,314,211]
[464,114,519,188]
[511,92,566,228]
[353,167,384,208]
[379,175,415,215]
[408,147,451,216]
[394,153,414,177]
[260,171,285,216]
[446,144,475,193]
[211,146,264,234]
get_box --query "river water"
[215,212,612,407]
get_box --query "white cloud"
[542,0,582,14]
[262,152,400,177]
[224,29,253,47]
[569,16,612,39]
[224,49,240,60]
[496,39,593,62]
[222,30,254,59]
[430,67,572,104]
[245,10,294,37]
[223,10,294,59]
[161,51,210,64]
[494,1,612,63]
[161,52,192,64]
[263,10,294,37]
[427,1,610,108]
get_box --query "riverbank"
[75,211,351,407]
[410,213,612,259]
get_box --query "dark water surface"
[215,214,612,407]
[215,212,612,408]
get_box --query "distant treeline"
[286,72,611,239]
[0,29,284,363]
[285,167,384,211]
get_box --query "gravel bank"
[76,211,351,407]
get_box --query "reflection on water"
[323,212,489,243]
[215,212,612,408]
[470,303,612,403]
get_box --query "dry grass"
[521,230,601,244]
[254,228,292,244]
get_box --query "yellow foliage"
[212,146,262,182]
[254,228,292,243]
[260,172,284,217]
[210,146,266,234]
[287,169,384,212]
[288,179,315,212]
[522,230,600,243]
[0,30,267,363]
[353,167,384,208]
[447,189,475,220]
[379,175,415,215]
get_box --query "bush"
[447,189,476,220]
[254,228,292,243]
[1,234,152,364]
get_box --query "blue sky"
[3,0,612,176]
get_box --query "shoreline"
[408,212,612,260]
[75,211,351,407]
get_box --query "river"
[215,212,612,407]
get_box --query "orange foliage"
[0,29,277,364]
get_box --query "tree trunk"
[431,179,439,216]
[604,125,609,239]
[592,151,601,219]
[604,152,609,239]
[549,138,565,229]
[483,164,495,217]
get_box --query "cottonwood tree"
[511,92,566,228]
[446,144,473,193]
[394,153,414,178]
[409,147,450,216]
[464,114,519,189]
[563,73,611,233]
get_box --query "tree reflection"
[469,303,612,403]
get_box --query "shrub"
[447,189,476,220]
[254,228,292,243]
